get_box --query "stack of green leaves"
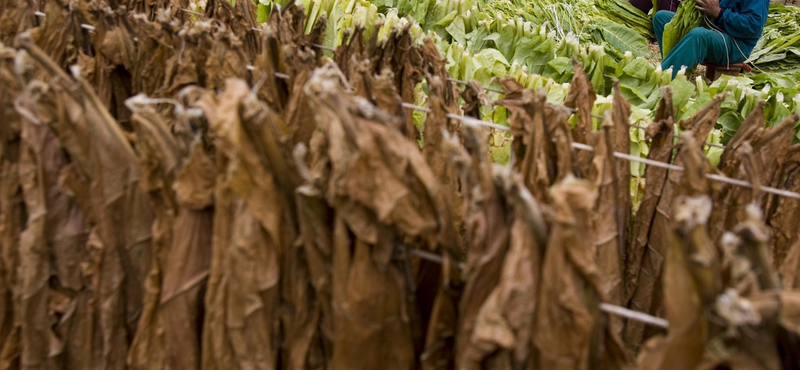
[661,0,703,56]
[594,0,654,39]
[746,3,800,73]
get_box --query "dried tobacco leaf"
[733,205,779,291]
[532,176,602,370]
[391,28,424,140]
[204,0,261,60]
[18,93,58,370]
[625,88,675,304]
[458,170,544,370]
[770,147,800,286]
[552,116,576,182]
[629,196,714,370]
[294,186,334,370]
[700,214,782,370]
[610,82,632,251]
[33,0,88,71]
[306,65,453,248]
[0,47,26,369]
[460,81,489,119]
[420,38,461,112]
[0,0,36,44]
[20,38,158,369]
[199,79,291,370]
[420,255,461,370]
[564,61,596,177]
[588,124,626,349]
[661,195,715,370]
[423,76,463,253]
[710,139,759,244]
[306,65,461,370]
[712,114,797,245]
[496,87,554,201]
[454,167,510,370]
[755,113,800,212]
[125,102,214,370]
[624,94,724,350]
[443,123,508,370]
[281,45,328,146]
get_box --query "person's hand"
[695,0,721,18]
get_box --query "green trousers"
[653,11,749,77]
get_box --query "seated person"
[653,0,769,77]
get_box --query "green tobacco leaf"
[257,3,269,23]
[446,16,467,45]
[670,74,697,117]
[717,111,743,139]
[548,57,572,76]
[593,19,653,58]
[622,57,651,80]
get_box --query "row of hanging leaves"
[1,0,800,369]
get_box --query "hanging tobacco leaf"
[610,82,632,249]
[624,93,725,350]
[564,60,596,178]
[496,85,555,202]
[625,87,675,308]
[589,123,626,348]
[0,45,23,369]
[532,176,603,370]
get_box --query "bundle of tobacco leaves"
[3,0,800,369]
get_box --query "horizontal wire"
[400,103,800,201]
[599,303,669,328]
[570,142,685,171]
[443,78,726,150]
[180,8,204,16]
[571,142,800,200]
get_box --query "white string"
[703,15,731,67]
[181,8,204,16]
[702,14,766,74]
[570,142,686,171]
[399,103,800,201]
[599,303,670,328]
[441,79,727,149]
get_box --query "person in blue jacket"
[653,0,769,77]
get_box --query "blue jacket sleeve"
[713,0,768,40]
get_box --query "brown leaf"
[458,173,543,370]
[624,94,724,350]
[532,176,601,370]
[591,126,623,306]
[564,61,596,177]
